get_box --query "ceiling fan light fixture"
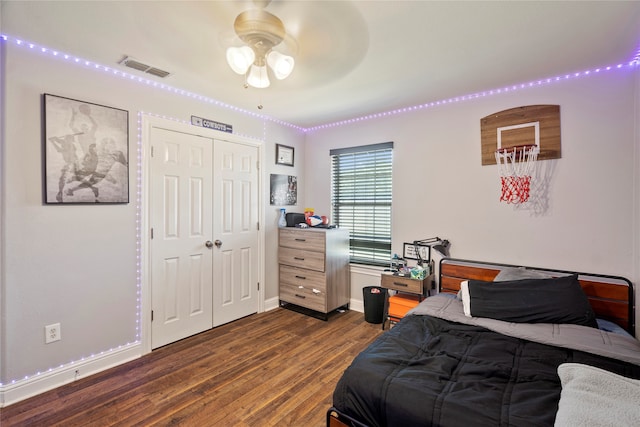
[267,50,294,80]
[226,46,255,75]
[227,7,295,88]
[247,64,270,88]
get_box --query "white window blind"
[330,142,393,266]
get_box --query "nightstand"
[380,273,433,329]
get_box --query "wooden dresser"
[278,227,350,319]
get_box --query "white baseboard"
[349,298,364,313]
[264,296,281,312]
[0,342,142,408]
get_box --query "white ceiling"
[3,1,640,129]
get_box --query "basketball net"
[495,144,539,204]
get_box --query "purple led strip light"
[2,34,639,134]
[308,58,640,132]
[0,34,303,132]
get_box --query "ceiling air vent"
[119,56,171,78]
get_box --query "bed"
[328,258,640,427]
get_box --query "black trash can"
[363,286,387,324]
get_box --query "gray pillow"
[493,266,556,282]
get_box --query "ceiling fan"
[225,0,297,89]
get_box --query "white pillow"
[459,280,471,317]
[555,363,640,426]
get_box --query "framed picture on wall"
[44,94,129,204]
[270,174,297,205]
[275,143,294,166]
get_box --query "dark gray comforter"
[332,297,640,427]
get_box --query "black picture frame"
[403,242,431,262]
[44,94,129,204]
[275,143,294,166]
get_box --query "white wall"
[263,122,307,303]
[306,69,640,316]
[0,42,304,404]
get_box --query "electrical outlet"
[45,323,61,344]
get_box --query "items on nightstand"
[389,254,407,273]
[410,265,426,280]
[412,237,450,267]
[379,238,448,328]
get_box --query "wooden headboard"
[439,258,635,336]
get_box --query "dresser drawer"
[381,273,425,294]
[278,247,325,272]
[280,281,326,312]
[279,228,325,252]
[279,265,326,291]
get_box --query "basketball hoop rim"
[495,144,538,155]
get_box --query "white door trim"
[140,114,265,355]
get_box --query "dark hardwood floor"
[1,308,383,426]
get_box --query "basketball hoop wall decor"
[481,105,561,204]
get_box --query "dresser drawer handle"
[294,294,306,299]
[294,257,305,261]
[294,238,306,242]
[295,275,306,280]
[393,282,408,287]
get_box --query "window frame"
[330,142,393,267]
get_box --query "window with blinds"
[330,142,393,266]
